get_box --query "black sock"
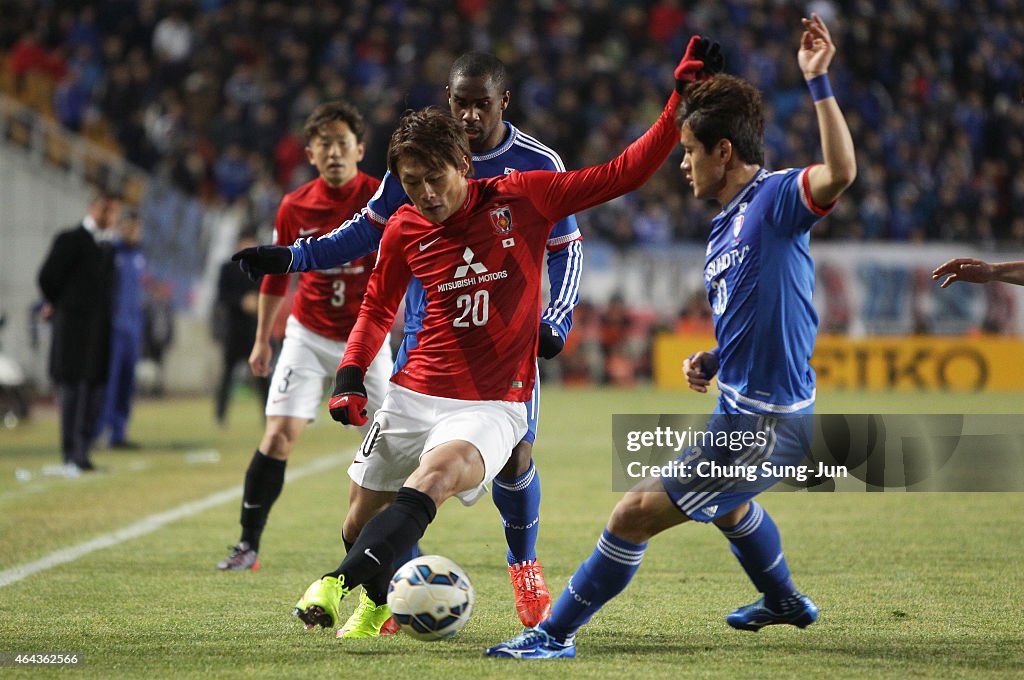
[239,450,286,551]
[326,487,436,593]
[342,531,392,606]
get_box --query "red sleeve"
[260,199,292,296]
[517,91,681,224]
[340,222,410,372]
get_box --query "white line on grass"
[0,451,349,588]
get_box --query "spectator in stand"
[6,1,1024,247]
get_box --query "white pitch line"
[0,451,349,588]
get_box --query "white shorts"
[348,383,528,506]
[265,315,392,432]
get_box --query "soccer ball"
[387,555,474,641]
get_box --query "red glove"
[328,365,368,426]
[675,36,724,91]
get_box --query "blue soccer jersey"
[704,167,832,414]
[288,122,582,441]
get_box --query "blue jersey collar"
[720,168,769,216]
[472,122,516,163]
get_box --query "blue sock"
[540,529,646,642]
[392,542,422,573]
[718,501,799,611]
[491,460,541,565]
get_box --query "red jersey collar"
[316,174,360,199]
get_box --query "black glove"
[700,40,724,76]
[537,323,565,360]
[675,35,724,93]
[231,245,293,283]
[328,365,368,426]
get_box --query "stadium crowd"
[3,0,1023,249]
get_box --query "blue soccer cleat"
[726,594,819,632]
[485,626,576,659]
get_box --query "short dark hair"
[90,187,122,205]
[303,101,366,144]
[387,107,472,176]
[676,75,765,166]
[449,52,508,93]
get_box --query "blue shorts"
[393,334,539,445]
[660,401,813,523]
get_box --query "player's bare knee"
[607,493,654,543]
[406,466,460,506]
[713,502,750,529]
[498,440,533,479]
[261,430,294,460]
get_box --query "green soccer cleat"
[293,576,349,630]
[336,591,396,638]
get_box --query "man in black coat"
[214,233,268,425]
[38,190,121,472]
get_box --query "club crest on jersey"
[732,214,745,243]
[489,206,513,234]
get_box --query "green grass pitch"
[0,387,1022,678]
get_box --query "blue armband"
[807,74,833,102]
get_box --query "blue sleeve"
[541,236,582,339]
[768,168,831,238]
[288,171,411,271]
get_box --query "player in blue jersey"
[487,14,856,659]
[234,52,582,635]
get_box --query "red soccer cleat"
[508,560,551,627]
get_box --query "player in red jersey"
[217,102,394,572]
[290,40,722,630]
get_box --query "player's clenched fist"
[232,245,293,283]
[537,323,564,360]
[682,351,719,394]
[329,365,369,426]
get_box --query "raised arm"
[799,13,856,207]
[516,37,720,225]
[520,92,681,225]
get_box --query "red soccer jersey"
[344,92,681,401]
[261,173,380,341]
